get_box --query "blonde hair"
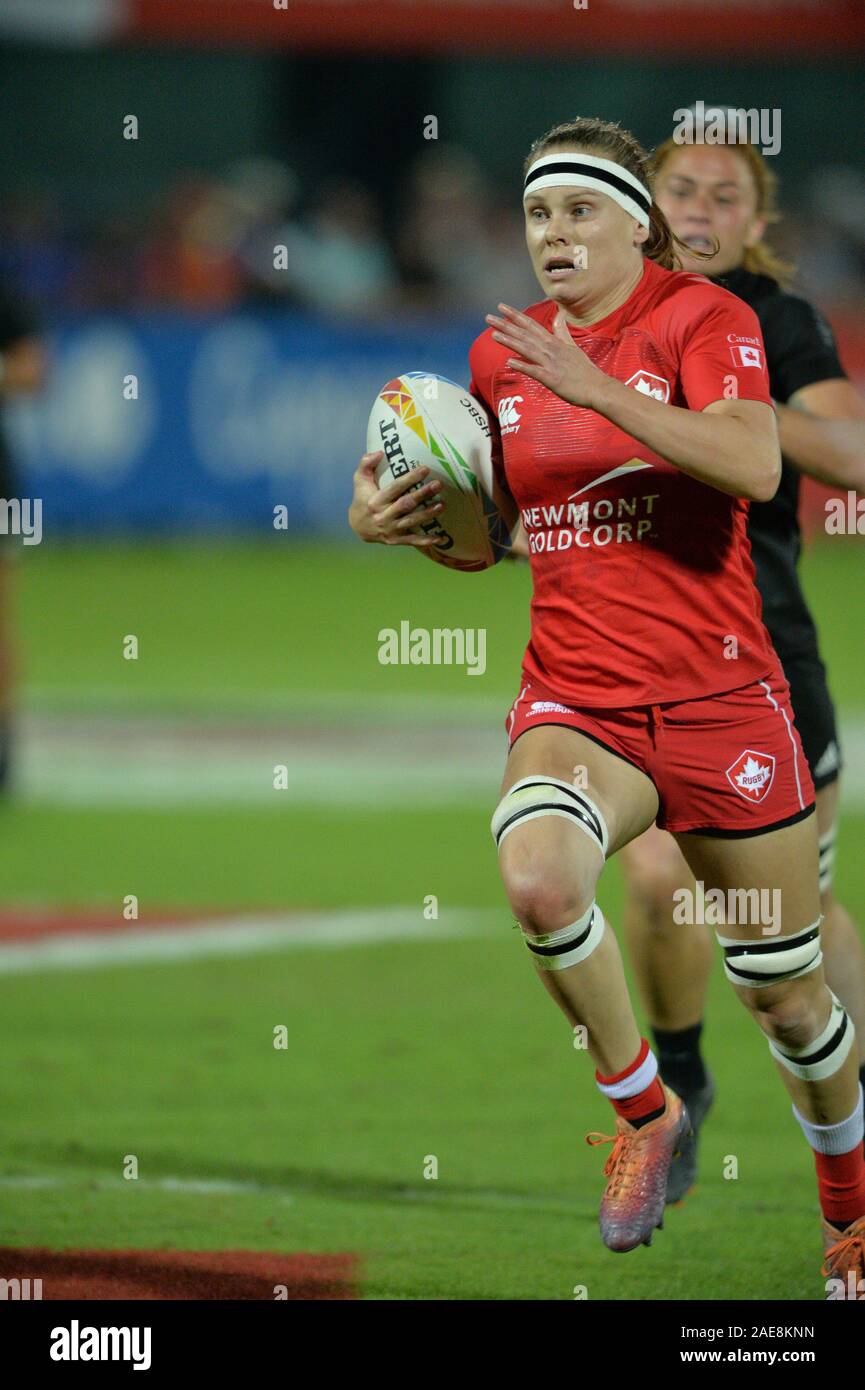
[524,117,701,271]
[652,136,794,285]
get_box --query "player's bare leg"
[493,725,691,1251]
[623,784,865,1057]
[498,726,657,1069]
[621,780,865,1200]
[619,827,716,1201]
[621,827,710,1031]
[675,816,865,1295]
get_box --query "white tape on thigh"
[768,992,856,1082]
[491,776,608,857]
[522,903,606,971]
[717,916,823,987]
[818,824,837,896]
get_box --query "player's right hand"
[348,451,445,547]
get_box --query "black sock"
[828,1217,852,1234]
[652,1023,708,1097]
[630,1102,666,1130]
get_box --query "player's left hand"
[486,303,607,409]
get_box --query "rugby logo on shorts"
[726,749,776,803]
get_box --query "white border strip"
[759,679,806,810]
[0,907,502,975]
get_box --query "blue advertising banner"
[5,313,479,535]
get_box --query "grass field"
[1,536,863,1300]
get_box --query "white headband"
[523,152,652,228]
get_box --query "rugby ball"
[366,372,513,571]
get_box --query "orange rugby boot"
[586,1084,691,1253]
[822,1215,865,1300]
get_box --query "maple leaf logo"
[625,370,670,404]
[634,377,666,400]
[726,749,776,803]
[736,756,769,789]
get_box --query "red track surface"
[0,908,231,943]
[0,1247,357,1299]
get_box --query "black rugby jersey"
[712,267,845,662]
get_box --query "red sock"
[815,1146,865,1230]
[596,1039,666,1127]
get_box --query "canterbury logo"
[498,395,523,433]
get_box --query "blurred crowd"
[2,146,865,323]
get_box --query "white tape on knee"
[768,992,856,1083]
[521,902,606,971]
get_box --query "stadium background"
[0,0,863,1300]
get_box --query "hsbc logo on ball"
[726,749,776,803]
[625,371,670,403]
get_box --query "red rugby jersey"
[469,256,779,707]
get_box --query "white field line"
[0,906,503,975]
[18,752,500,808]
[0,1172,577,1214]
[0,1175,295,1201]
[13,711,865,811]
[15,710,506,807]
[23,685,506,725]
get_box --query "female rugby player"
[618,136,865,1233]
[349,117,865,1294]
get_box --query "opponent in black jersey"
[716,267,845,791]
[719,271,843,659]
[617,138,865,1246]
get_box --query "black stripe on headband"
[523,160,651,216]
